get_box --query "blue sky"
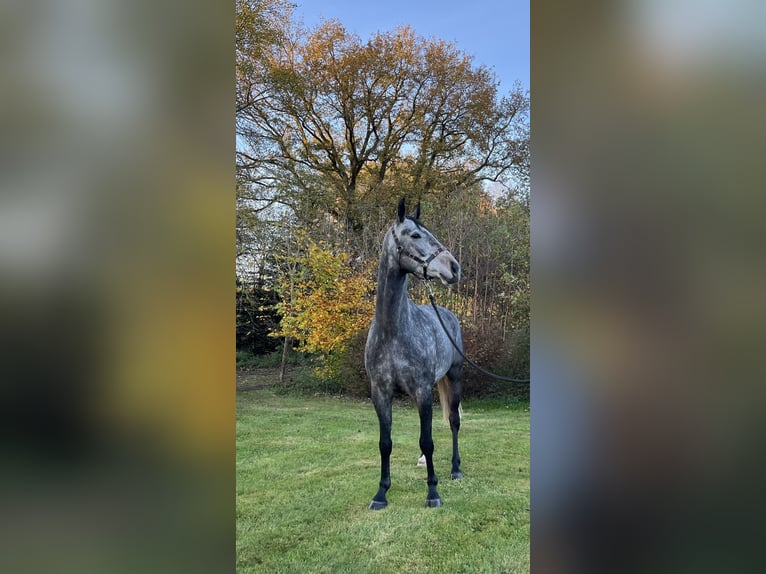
[293,0,529,94]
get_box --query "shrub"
[236,346,313,370]
[331,328,370,398]
[236,350,261,370]
[498,323,530,379]
[491,323,530,401]
[274,240,374,356]
[459,323,507,398]
[282,364,342,396]
[458,322,529,400]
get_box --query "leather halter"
[390,226,445,280]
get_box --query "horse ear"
[413,201,421,221]
[397,197,406,222]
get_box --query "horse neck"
[374,242,412,333]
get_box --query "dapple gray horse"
[365,198,464,509]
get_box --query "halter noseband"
[390,226,445,280]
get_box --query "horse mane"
[404,215,427,230]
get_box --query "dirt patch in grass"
[236,368,282,391]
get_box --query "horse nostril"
[451,261,460,277]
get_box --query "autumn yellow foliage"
[274,240,374,358]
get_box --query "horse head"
[390,198,461,285]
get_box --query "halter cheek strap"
[391,227,444,280]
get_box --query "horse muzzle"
[431,254,460,285]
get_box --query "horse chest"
[365,327,431,380]
[366,330,432,370]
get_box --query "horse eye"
[411,233,421,239]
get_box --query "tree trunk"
[279,336,291,385]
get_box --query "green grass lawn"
[237,387,529,574]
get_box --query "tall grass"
[237,388,529,573]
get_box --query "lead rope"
[423,280,530,384]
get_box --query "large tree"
[236,17,529,234]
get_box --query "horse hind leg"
[446,366,463,480]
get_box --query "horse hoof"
[369,500,387,511]
[450,471,463,480]
[426,498,442,508]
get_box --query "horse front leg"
[417,395,442,507]
[369,389,392,510]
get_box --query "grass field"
[236,385,529,573]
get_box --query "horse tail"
[437,377,451,423]
[438,377,465,424]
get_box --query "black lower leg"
[449,384,463,479]
[418,399,441,507]
[370,399,392,510]
[369,436,391,510]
